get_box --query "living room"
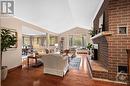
[1,0,130,86]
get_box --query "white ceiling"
[15,0,104,33]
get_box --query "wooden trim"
[129,57,130,75]
[127,50,130,75]
[8,65,22,72]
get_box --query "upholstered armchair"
[40,54,69,77]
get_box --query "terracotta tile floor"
[2,54,127,86]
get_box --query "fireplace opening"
[91,44,98,60]
[118,66,128,73]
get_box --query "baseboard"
[8,65,22,72]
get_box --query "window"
[23,36,30,45]
[98,12,106,33]
[33,37,41,45]
[73,36,82,47]
[118,27,127,34]
[69,36,73,46]
[37,37,40,44]
[99,14,103,33]
[69,35,86,48]
[50,36,57,46]
[33,37,37,45]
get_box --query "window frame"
[117,25,128,35]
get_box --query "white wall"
[1,17,22,69]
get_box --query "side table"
[27,55,40,68]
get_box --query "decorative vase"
[1,66,8,80]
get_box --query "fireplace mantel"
[91,31,113,40]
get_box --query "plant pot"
[1,66,8,80]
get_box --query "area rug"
[69,57,81,70]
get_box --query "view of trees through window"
[73,36,82,47]
[23,36,57,47]
[69,35,86,48]
[23,37,30,46]
[50,36,57,46]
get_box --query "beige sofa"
[40,54,69,77]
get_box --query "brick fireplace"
[90,0,130,81]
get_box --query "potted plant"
[1,28,17,80]
[89,30,96,37]
[86,43,93,55]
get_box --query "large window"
[69,36,73,46]
[69,35,86,48]
[23,36,30,45]
[73,36,82,47]
[33,37,41,45]
[50,36,57,46]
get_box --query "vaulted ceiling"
[15,0,104,33]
